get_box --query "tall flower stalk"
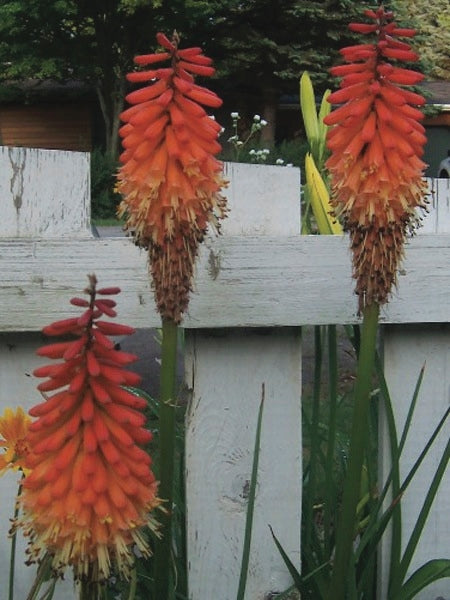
[19,275,159,598]
[323,6,427,598]
[117,32,227,597]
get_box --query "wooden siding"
[0,102,91,151]
[424,112,450,126]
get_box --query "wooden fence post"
[378,178,450,600]
[185,163,303,599]
[0,146,89,599]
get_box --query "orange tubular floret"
[134,52,170,65]
[129,104,165,126]
[125,79,169,105]
[126,69,158,82]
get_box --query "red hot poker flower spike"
[324,5,428,312]
[117,32,227,324]
[20,275,160,582]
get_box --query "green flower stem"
[324,325,338,558]
[304,326,323,550]
[8,481,23,600]
[153,317,178,599]
[78,577,102,600]
[329,302,380,599]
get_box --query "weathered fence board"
[1,234,449,331]
[379,325,450,600]
[2,146,90,238]
[185,162,302,599]
[185,329,302,599]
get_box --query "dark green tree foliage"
[210,0,363,141]
[0,1,393,152]
[0,0,168,158]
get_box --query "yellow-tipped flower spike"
[117,32,227,324]
[324,5,428,312]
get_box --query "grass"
[91,217,124,226]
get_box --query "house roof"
[420,81,450,107]
[0,79,93,104]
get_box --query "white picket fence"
[0,147,448,599]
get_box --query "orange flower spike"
[117,32,227,323]
[19,275,160,582]
[324,5,427,311]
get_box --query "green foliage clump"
[220,135,307,168]
[90,148,120,219]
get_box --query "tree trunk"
[260,88,277,145]
[96,77,125,161]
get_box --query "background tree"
[0,0,445,156]
[392,0,450,80]
[210,0,363,143]
[0,0,166,158]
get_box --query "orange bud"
[381,47,419,61]
[81,391,95,422]
[133,51,170,65]
[125,79,169,104]
[90,379,111,404]
[129,103,165,127]
[95,321,136,336]
[126,69,158,82]
[156,31,175,51]
[185,86,222,107]
[178,60,215,77]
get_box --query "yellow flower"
[324,6,427,312]
[0,407,31,475]
[117,32,227,323]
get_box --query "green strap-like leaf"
[300,71,319,157]
[305,153,343,235]
[236,385,265,600]
[393,559,450,600]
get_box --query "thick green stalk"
[329,302,380,599]
[78,577,102,600]
[153,318,178,599]
[304,326,323,550]
[324,325,338,558]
